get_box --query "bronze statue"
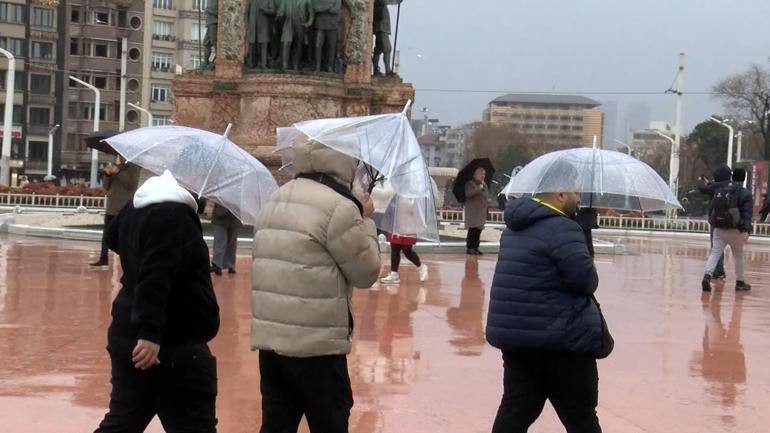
[372,0,392,75]
[203,0,219,66]
[312,0,341,72]
[277,0,314,71]
[246,0,276,68]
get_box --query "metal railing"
[0,193,106,209]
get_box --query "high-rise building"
[417,124,469,169]
[482,94,604,147]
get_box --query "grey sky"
[393,0,770,138]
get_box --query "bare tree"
[713,63,770,158]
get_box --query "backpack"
[711,183,741,229]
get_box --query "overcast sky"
[392,0,770,141]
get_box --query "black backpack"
[711,183,741,229]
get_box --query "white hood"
[133,170,198,211]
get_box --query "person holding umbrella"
[464,166,490,255]
[380,196,430,284]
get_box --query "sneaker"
[736,281,751,291]
[713,271,727,280]
[701,274,712,292]
[88,261,109,269]
[380,271,400,284]
[418,264,429,282]
[228,268,236,274]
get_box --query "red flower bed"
[0,183,105,196]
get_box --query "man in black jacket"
[702,168,753,292]
[94,171,220,433]
[697,164,732,279]
[486,162,607,433]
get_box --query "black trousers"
[491,351,602,433]
[466,227,482,249]
[99,215,116,263]
[94,336,218,433]
[259,350,353,433]
[390,243,421,271]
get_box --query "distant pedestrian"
[759,194,770,222]
[697,165,732,280]
[486,160,611,433]
[90,158,140,269]
[94,170,220,433]
[702,168,753,292]
[380,233,429,284]
[210,204,242,275]
[464,167,489,255]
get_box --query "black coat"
[105,201,220,345]
[486,198,604,356]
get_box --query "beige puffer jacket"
[251,141,381,357]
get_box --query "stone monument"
[172,0,414,183]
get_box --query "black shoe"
[228,268,236,274]
[467,249,482,256]
[211,265,222,276]
[713,271,727,280]
[736,281,751,291]
[89,260,109,269]
[701,274,712,292]
[475,249,484,255]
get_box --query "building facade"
[482,93,604,147]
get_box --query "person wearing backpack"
[697,164,732,279]
[702,168,753,292]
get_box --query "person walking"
[464,167,489,255]
[702,168,753,292]
[251,139,381,433]
[94,170,220,433]
[89,158,140,269]
[697,165,732,280]
[486,161,611,433]
[210,203,243,275]
[379,233,428,284]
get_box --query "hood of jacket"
[133,170,198,211]
[713,164,732,183]
[505,197,565,231]
[291,140,359,188]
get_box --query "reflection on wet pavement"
[1,234,770,432]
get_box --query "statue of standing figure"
[276,0,314,71]
[246,0,276,69]
[204,0,219,66]
[372,0,392,75]
[312,0,341,72]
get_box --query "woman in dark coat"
[464,167,489,255]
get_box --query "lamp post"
[127,102,153,127]
[709,116,735,168]
[47,124,60,177]
[0,47,16,185]
[69,75,100,186]
[614,138,633,156]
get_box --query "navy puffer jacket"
[486,198,604,356]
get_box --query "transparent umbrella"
[277,102,439,241]
[504,147,681,212]
[104,124,278,225]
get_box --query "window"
[153,115,172,126]
[68,102,78,119]
[572,125,583,131]
[0,70,23,91]
[130,16,141,29]
[70,38,79,55]
[0,37,24,56]
[193,0,209,11]
[94,42,109,57]
[93,9,110,25]
[30,74,52,94]
[82,103,107,121]
[152,52,173,71]
[70,7,80,23]
[28,141,47,161]
[31,7,54,27]
[190,55,203,69]
[31,41,54,60]
[573,116,583,122]
[29,107,51,126]
[93,75,107,89]
[0,104,23,124]
[190,23,206,42]
[153,0,173,9]
[0,2,24,23]
[117,9,127,27]
[151,84,170,102]
[153,20,173,37]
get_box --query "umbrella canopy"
[277,106,439,241]
[84,131,120,155]
[104,125,278,225]
[504,147,681,212]
[452,158,495,203]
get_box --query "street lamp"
[0,47,16,186]
[709,116,735,168]
[47,124,60,177]
[127,102,153,126]
[613,138,633,156]
[69,75,100,186]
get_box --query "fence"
[0,193,106,209]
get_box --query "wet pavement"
[1,234,770,433]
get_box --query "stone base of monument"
[173,71,414,182]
